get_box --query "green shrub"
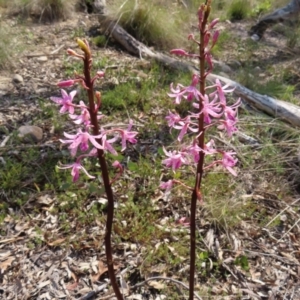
[250,0,271,16]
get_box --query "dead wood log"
[207,73,300,127]
[98,15,300,127]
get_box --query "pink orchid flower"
[185,141,203,163]
[99,130,118,155]
[173,116,198,142]
[60,129,103,157]
[167,83,186,105]
[223,97,241,121]
[118,120,138,151]
[183,74,202,101]
[202,139,217,155]
[217,119,238,137]
[162,147,188,171]
[193,93,222,124]
[220,151,238,176]
[207,79,235,106]
[159,179,174,192]
[168,74,202,104]
[59,161,95,182]
[69,101,91,126]
[50,89,77,114]
[176,217,190,227]
[165,110,182,127]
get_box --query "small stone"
[219,63,232,74]
[212,60,232,73]
[36,88,48,94]
[0,76,13,96]
[251,34,260,42]
[12,74,24,84]
[110,77,119,86]
[18,125,43,143]
[36,56,48,62]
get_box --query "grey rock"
[251,34,260,42]
[54,59,61,66]
[220,63,232,74]
[18,125,43,143]
[212,60,232,73]
[36,56,48,62]
[36,88,48,94]
[0,76,13,96]
[110,77,119,86]
[12,74,24,84]
[254,66,261,72]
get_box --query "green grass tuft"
[5,0,76,22]
[109,0,191,50]
[227,0,250,21]
[0,26,15,70]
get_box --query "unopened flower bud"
[57,79,75,88]
[188,34,195,40]
[212,30,219,45]
[76,38,90,55]
[67,49,79,56]
[112,161,122,170]
[204,32,211,47]
[97,71,105,78]
[209,18,219,29]
[170,49,189,56]
[95,91,101,111]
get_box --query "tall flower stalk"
[51,39,137,300]
[161,1,240,298]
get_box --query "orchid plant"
[160,1,240,298]
[50,39,136,300]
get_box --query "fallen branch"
[208,73,300,128]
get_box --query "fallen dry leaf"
[148,280,165,290]
[46,238,66,246]
[0,256,14,272]
[92,260,108,282]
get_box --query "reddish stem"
[189,4,210,300]
[82,49,123,300]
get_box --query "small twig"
[79,268,129,300]
[278,217,300,242]
[241,249,300,266]
[131,276,203,300]
[0,134,12,147]
[78,283,108,300]
[265,198,300,227]
[50,44,65,55]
